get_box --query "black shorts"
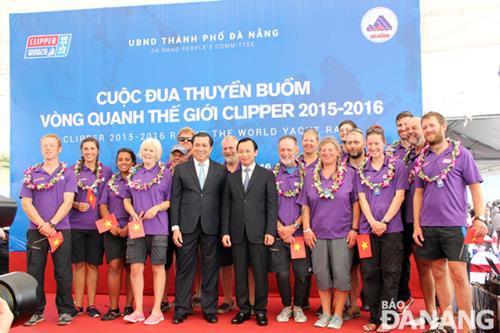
[269,239,311,277]
[165,234,175,269]
[415,226,468,262]
[103,232,127,263]
[126,235,168,265]
[219,241,233,267]
[71,229,104,266]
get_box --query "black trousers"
[0,239,8,275]
[174,223,219,316]
[398,222,413,302]
[26,229,74,315]
[232,236,269,315]
[361,232,403,325]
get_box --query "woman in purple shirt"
[123,138,172,325]
[357,125,408,333]
[70,137,112,318]
[299,128,320,174]
[98,148,136,320]
[298,137,360,329]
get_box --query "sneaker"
[314,313,332,328]
[87,306,101,318]
[123,306,134,316]
[398,297,414,313]
[58,313,73,326]
[123,311,145,323]
[216,301,235,314]
[144,313,164,325]
[24,313,44,326]
[276,306,293,322]
[343,308,362,321]
[327,314,343,329]
[293,307,307,323]
[192,296,202,308]
[74,306,84,316]
[161,301,171,312]
[101,308,121,321]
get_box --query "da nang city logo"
[24,34,72,59]
[361,7,398,43]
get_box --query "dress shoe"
[256,313,268,326]
[172,312,187,324]
[231,312,250,324]
[203,313,218,324]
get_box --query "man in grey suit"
[171,132,227,324]
[222,137,277,326]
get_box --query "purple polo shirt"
[297,167,358,240]
[20,163,77,230]
[415,145,482,227]
[391,142,408,161]
[275,163,302,236]
[298,154,319,175]
[404,149,419,224]
[357,157,409,234]
[124,163,172,235]
[69,164,112,230]
[99,174,130,228]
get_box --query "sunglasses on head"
[178,137,192,142]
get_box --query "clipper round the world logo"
[361,7,398,43]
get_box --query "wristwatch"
[475,216,487,223]
[381,220,389,225]
[49,222,56,229]
[293,222,301,229]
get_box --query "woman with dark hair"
[70,137,112,318]
[356,125,408,333]
[98,148,136,320]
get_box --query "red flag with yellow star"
[86,189,97,210]
[49,231,64,253]
[95,214,119,234]
[357,234,372,259]
[291,236,306,259]
[128,220,145,239]
[464,228,484,245]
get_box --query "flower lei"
[272,161,305,197]
[107,173,121,196]
[357,150,396,191]
[127,162,166,191]
[402,146,414,166]
[23,163,67,191]
[75,160,105,193]
[313,156,348,199]
[166,161,174,173]
[414,139,460,184]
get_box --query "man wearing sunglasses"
[177,127,195,156]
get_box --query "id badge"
[436,179,444,188]
[374,187,381,196]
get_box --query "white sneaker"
[293,307,307,323]
[276,306,293,322]
[327,314,343,329]
[314,313,332,328]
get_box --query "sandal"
[362,323,379,332]
[376,324,392,333]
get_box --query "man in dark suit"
[171,132,227,324]
[222,137,277,326]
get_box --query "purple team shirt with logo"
[20,163,77,230]
[69,164,112,230]
[415,145,482,227]
[275,163,302,236]
[124,163,172,235]
[99,174,130,228]
[297,166,358,239]
[357,156,409,234]
[298,154,319,175]
[391,142,408,161]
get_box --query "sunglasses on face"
[178,137,193,142]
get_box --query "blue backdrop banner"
[9,0,421,251]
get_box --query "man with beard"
[338,120,358,159]
[391,111,414,160]
[413,112,487,333]
[401,117,437,326]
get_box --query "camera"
[0,195,38,327]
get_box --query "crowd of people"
[18,111,488,333]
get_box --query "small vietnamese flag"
[464,228,484,245]
[128,220,145,239]
[357,234,372,259]
[291,236,306,259]
[49,232,64,253]
[95,214,119,234]
[87,189,97,210]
